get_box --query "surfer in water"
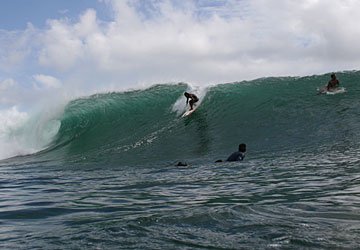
[184,92,199,111]
[226,143,246,162]
[215,143,246,162]
[327,73,340,91]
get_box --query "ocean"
[1,71,360,249]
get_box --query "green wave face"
[37,71,360,166]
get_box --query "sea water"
[1,71,360,249]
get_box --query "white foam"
[0,107,30,159]
[0,106,61,160]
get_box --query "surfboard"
[181,108,197,117]
[326,87,346,95]
[317,86,346,95]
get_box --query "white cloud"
[35,0,360,86]
[0,24,36,72]
[38,19,85,71]
[33,74,62,89]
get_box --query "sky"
[1,0,360,112]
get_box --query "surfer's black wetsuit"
[226,151,245,162]
[186,93,198,110]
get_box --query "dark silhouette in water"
[215,143,246,162]
[327,73,340,91]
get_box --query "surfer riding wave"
[184,92,199,111]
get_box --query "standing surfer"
[184,92,199,111]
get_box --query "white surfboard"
[326,87,346,95]
[317,86,346,95]
[181,108,197,117]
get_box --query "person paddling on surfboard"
[184,92,199,111]
[327,73,340,91]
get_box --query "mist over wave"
[1,71,359,164]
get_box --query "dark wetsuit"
[187,94,199,110]
[226,151,245,162]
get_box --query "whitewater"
[1,71,360,249]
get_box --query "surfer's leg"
[189,100,194,110]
